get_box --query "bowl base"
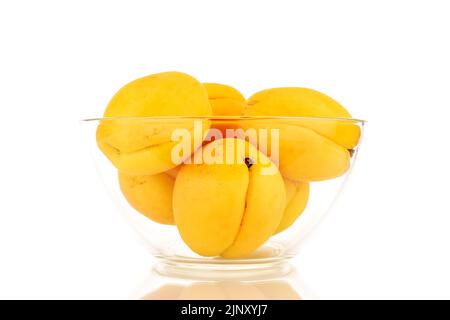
[154,245,294,280]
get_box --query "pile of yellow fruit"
[96,71,360,259]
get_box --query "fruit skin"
[220,160,285,258]
[245,87,360,149]
[174,162,248,256]
[97,71,212,175]
[104,72,211,118]
[277,124,351,181]
[203,83,246,116]
[276,178,309,234]
[119,171,175,225]
[203,83,247,138]
[173,138,285,258]
[240,120,351,181]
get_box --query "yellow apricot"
[276,124,351,181]
[173,138,285,258]
[97,71,212,175]
[104,72,210,118]
[203,83,246,116]
[119,171,175,225]
[204,83,245,102]
[276,178,309,234]
[174,163,248,256]
[221,162,285,258]
[239,120,350,181]
[245,87,361,149]
[203,83,247,137]
[165,166,180,179]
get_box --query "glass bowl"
[137,264,311,300]
[81,116,364,273]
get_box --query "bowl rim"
[80,115,366,123]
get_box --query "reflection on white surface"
[136,264,315,300]
[142,281,301,300]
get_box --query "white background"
[1,0,449,299]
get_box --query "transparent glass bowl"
[81,116,364,272]
[137,264,311,300]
